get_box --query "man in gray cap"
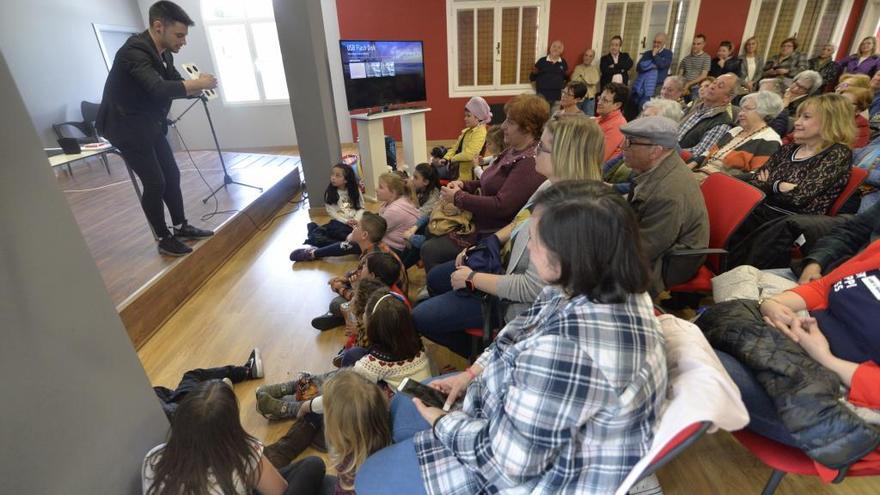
[622,116,709,294]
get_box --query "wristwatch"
[465,271,477,292]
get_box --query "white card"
[180,63,218,100]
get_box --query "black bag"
[464,235,504,274]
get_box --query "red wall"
[336,0,595,141]
[335,0,867,141]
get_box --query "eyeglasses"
[537,141,552,155]
[622,137,655,149]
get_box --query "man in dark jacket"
[97,1,217,256]
[796,200,880,283]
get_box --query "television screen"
[339,40,426,111]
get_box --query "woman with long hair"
[839,36,880,77]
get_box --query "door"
[742,0,853,60]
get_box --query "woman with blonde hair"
[839,36,880,77]
[729,93,854,265]
[836,72,872,92]
[414,116,604,357]
[323,370,392,494]
[741,36,765,92]
[841,86,874,147]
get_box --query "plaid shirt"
[414,286,667,494]
[678,105,732,158]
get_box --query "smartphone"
[397,377,450,411]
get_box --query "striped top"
[695,125,782,172]
[679,52,711,82]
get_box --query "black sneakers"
[157,236,193,257]
[174,222,214,239]
[244,348,264,379]
[311,312,345,331]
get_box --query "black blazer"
[96,31,188,145]
[599,52,633,90]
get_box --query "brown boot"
[263,419,318,469]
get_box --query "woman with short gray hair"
[688,90,782,181]
[641,97,684,122]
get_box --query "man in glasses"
[622,116,709,295]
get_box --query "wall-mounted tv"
[339,40,427,111]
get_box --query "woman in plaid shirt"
[356,181,668,494]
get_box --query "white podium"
[351,107,431,200]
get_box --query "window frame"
[446,0,551,98]
[590,0,702,76]
[739,0,854,61]
[201,1,289,107]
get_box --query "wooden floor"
[56,148,300,306]
[133,152,879,494]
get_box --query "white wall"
[0,0,144,146]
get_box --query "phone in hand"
[397,377,459,412]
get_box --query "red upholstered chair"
[665,173,765,294]
[828,167,868,216]
[732,429,880,495]
[464,295,501,362]
[637,421,712,480]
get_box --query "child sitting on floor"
[256,289,431,420]
[298,163,363,252]
[143,381,328,495]
[401,163,442,264]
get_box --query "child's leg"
[323,219,354,241]
[279,456,326,494]
[313,241,361,259]
[339,346,370,367]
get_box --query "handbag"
[463,234,504,274]
[428,198,475,236]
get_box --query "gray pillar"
[0,52,168,493]
[274,0,342,207]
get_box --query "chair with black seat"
[463,294,502,362]
[52,101,111,174]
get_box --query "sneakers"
[255,391,303,420]
[311,312,345,331]
[256,380,298,398]
[263,418,319,468]
[173,222,214,239]
[157,235,192,257]
[244,348,263,379]
[289,247,316,262]
[221,377,234,389]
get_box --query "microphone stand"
[168,94,263,204]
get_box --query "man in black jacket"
[796,200,880,283]
[97,1,217,256]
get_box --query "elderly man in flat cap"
[622,116,709,295]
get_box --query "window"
[741,0,854,61]
[592,1,702,79]
[202,0,288,104]
[447,0,551,97]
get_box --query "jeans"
[420,235,462,273]
[278,456,337,495]
[339,346,370,367]
[858,190,880,214]
[714,350,800,447]
[116,133,185,238]
[356,388,433,494]
[306,219,353,248]
[414,261,484,357]
[314,241,361,258]
[153,365,250,419]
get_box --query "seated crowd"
[142,33,880,495]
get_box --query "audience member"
[854,135,880,212]
[471,124,504,179]
[595,82,629,161]
[439,97,491,181]
[709,40,743,78]
[758,77,786,96]
[839,36,880,77]
[420,95,548,272]
[762,38,807,84]
[660,75,686,104]
[630,32,672,117]
[770,69,823,136]
[570,48,600,115]
[678,73,738,158]
[840,86,873,148]
[553,80,588,118]
[401,163,441,264]
[143,381,328,495]
[729,94,854,265]
[603,98,683,192]
[357,181,667,495]
[680,34,712,100]
[531,40,568,107]
[414,116,603,358]
[623,116,709,293]
[600,35,633,88]
[740,36,765,92]
[689,91,783,181]
[836,72,872,92]
[809,43,841,92]
[302,163,363,249]
[684,76,715,113]
[796,200,880,284]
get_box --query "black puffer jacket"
[698,299,880,469]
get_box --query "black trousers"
[116,133,186,238]
[419,234,462,273]
[153,365,249,419]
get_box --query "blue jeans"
[714,350,799,447]
[414,261,483,357]
[858,190,880,214]
[314,241,360,259]
[356,387,433,494]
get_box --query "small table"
[46,146,115,176]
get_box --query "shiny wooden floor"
[55,149,299,306]
[134,154,878,494]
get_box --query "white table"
[46,146,114,176]
[351,107,430,200]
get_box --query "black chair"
[52,101,110,174]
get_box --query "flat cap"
[620,116,679,149]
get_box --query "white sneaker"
[221,378,234,389]
[628,473,663,495]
